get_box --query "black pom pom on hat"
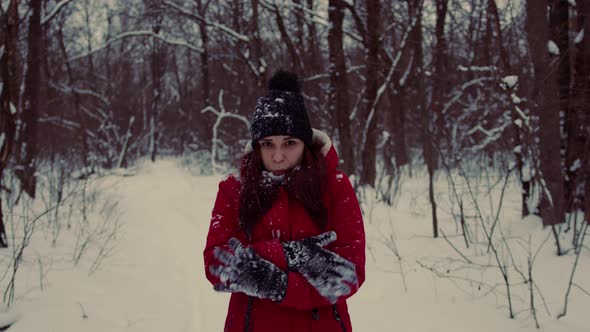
[268,70,302,94]
[250,70,313,147]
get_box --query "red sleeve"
[279,171,366,310]
[203,176,288,287]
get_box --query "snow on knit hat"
[250,70,313,147]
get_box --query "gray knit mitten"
[282,231,358,303]
[211,238,287,302]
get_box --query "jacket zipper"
[333,305,347,332]
[244,296,253,332]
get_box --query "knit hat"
[250,70,313,147]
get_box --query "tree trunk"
[57,25,90,167]
[489,0,531,216]
[0,0,20,248]
[432,0,449,152]
[488,0,511,70]
[197,0,211,106]
[250,0,266,88]
[150,26,163,162]
[328,0,354,175]
[84,0,95,78]
[549,0,574,213]
[423,0,447,237]
[17,0,43,198]
[566,0,589,213]
[574,0,590,224]
[293,0,305,47]
[526,0,565,227]
[359,0,380,186]
[272,3,303,73]
[306,0,321,74]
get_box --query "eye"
[260,141,273,148]
[285,140,298,146]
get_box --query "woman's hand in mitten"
[210,238,287,302]
[282,231,358,304]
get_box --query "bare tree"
[359,0,380,186]
[526,0,564,257]
[15,0,43,198]
[567,0,590,227]
[328,0,354,175]
[422,0,450,238]
[0,0,20,248]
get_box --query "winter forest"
[0,0,589,331]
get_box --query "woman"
[204,70,365,332]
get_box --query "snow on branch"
[361,14,418,149]
[41,0,76,25]
[457,65,498,72]
[163,1,249,43]
[67,30,203,62]
[547,40,560,55]
[303,65,365,82]
[502,75,519,89]
[574,29,584,44]
[442,77,497,115]
[201,90,250,173]
[467,120,512,153]
[398,55,414,87]
[49,81,111,106]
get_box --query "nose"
[272,149,285,163]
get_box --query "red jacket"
[204,135,365,332]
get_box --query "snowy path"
[6,159,587,332]
[9,160,230,332]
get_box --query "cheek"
[290,147,305,164]
[260,150,272,169]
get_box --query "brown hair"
[238,144,328,239]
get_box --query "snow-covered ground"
[0,157,587,331]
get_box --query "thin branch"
[572,283,590,297]
[41,0,76,25]
[259,0,363,43]
[439,228,473,264]
[558,222,588,319]
[68,30,203,62]
[163,1,249,42]
[361,14,417,150]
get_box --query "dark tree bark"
[432,0,449,143]
[549,0,573,212]
[0,0,20,247]
[359,0,380,186]
[231,1,244,32]
[422,0,447,238]
[17,0,43,198]
[565,0,589,214]
[489,0,532,216]
[83,0,95,78]
[197,0,211,106]
[328,0,354,175]
[306,0,321,74]
[526,1,565,229]
[488,0,511,70]
[573,0,590,224]
[391,0,422,169]
[57,25,89,166]
[271,2,304,74]
[250,0,266,89]
[150,25,163,162]
[293,0,305,47]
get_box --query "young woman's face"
[259,135,305,175]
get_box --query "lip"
[272,170,287,175]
